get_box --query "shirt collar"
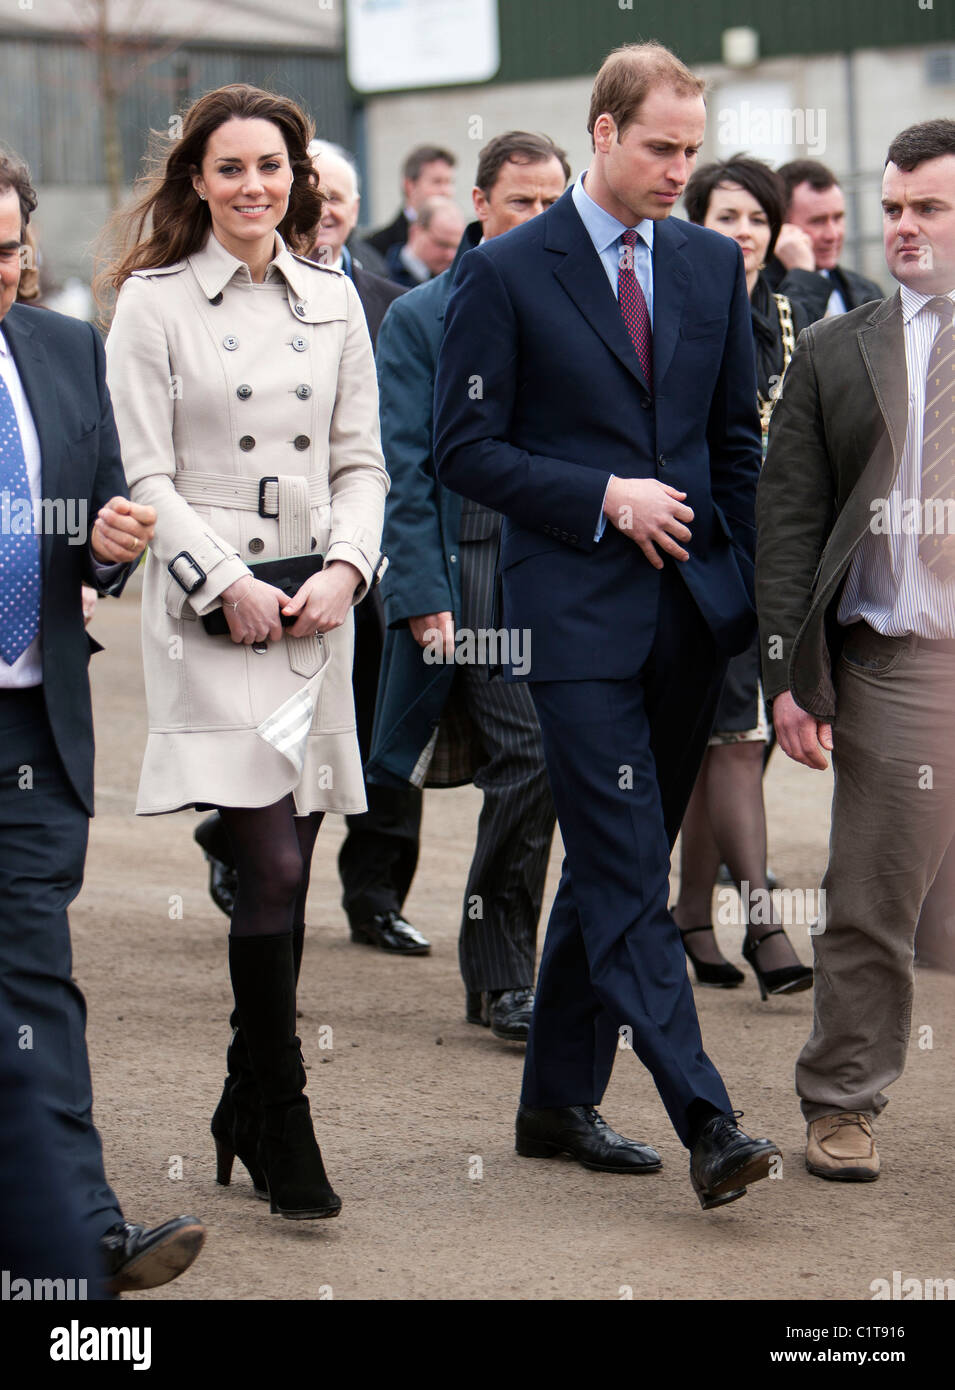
[573,170,654,255]
[900,283,955,324]
[189,229,312,302]
[0,325,10,357]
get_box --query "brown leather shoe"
[806,1112,880,1181]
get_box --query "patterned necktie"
[618,227,653,388]
[919,295,955,582]
[0,371,41,663]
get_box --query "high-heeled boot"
[212,926,305,1195]
[227,931,341,1220]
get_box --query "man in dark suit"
[0,151,205,1291]
[766,158,883,319]
[756,119,955,1181]
[434,42,780,1209]
[367,144,456,259]
[369,132,569,1043]
[194,141,430,956]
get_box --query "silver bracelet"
[227,574,255,612]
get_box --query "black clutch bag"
[201,553,324,635]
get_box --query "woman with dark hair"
[102,85,389,1218]
[674,155,815,998]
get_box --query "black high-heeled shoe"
[210,1022,268,1198]
[742,929,814,1001]
[680,926,745,987]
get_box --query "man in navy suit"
[0,151,205,1290]
[434,42,780,1209]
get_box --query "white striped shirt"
[838,286,955,638]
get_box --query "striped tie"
[919,295,955,583]
[618,228,653,389]
[0,372,40,664]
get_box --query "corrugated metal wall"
[496,0,955,84]
[0,39,351,184]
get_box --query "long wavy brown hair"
[95,84,323,315]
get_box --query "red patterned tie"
[618,227,653,388]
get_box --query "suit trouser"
[457,534,556,992]
[0,688,123,1244]
[340,589,422,926]
[797,626,955,1122]
[520,563,733,1146]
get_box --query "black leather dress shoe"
[515,1104,662,1173]
[465,988,535,1039]
[193,819,237,918]
[350,910,431,955]
[100,1216,206,1293]
[206,857,238,917]
[489,988,534,1040]
[689,1111,780,1210]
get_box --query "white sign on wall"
[346,0,500,93]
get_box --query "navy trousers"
[521,562,735,1146]
[0,688,122,1243]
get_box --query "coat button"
[249,538,264,554]
[296,384,312,400]
[294,303,307,317]
[293,435,310,451]
[640,396,652,410]
[209,292,224,305]
[292,336,307,352]
[239,435,256,451]
[223,335,239,351]
[449,553,458,563]
[658,453,666,468]
[236,384,253,400]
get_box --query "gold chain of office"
[757,293,797,444]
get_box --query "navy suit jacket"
[433,189,762,682]
[2,304,131,815]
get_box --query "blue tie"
[0,371,41,664]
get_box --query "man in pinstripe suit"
[757,119,955,1181]
[370,134,569,1040]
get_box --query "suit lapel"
[857,292,907,463]
[546,193,651,395]
[649,219,691,389]
[3,307,66,580]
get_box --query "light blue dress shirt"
[571,171,656,539]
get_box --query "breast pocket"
[680,315,727,341]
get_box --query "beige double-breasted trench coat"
[105,230,389,815]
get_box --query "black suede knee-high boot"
[212,927,306,1196]
[227,932,340,1219]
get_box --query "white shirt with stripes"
[838,286,955,639]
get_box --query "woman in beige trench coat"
[102,85,388,1221]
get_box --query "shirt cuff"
[595,475,614,542]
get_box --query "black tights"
[217,797,324,938]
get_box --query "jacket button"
[292,336,307,352]
[449,553,458,563]
[294,303,307,317]
[236,384,252,400]
[640,396,651,410]
[249,538,264,554]
[296,384,312,400]
[293,434,310,451]
[310,536,318,551]
[209,292,224,305]
[570,534,579,543]
[239,435,256,451]
[658,453,666,468]
[223,335,239,351]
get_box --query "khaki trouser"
[797,623,955,1122]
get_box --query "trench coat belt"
[172,471,330,513]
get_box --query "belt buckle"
[258,476,279,519]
